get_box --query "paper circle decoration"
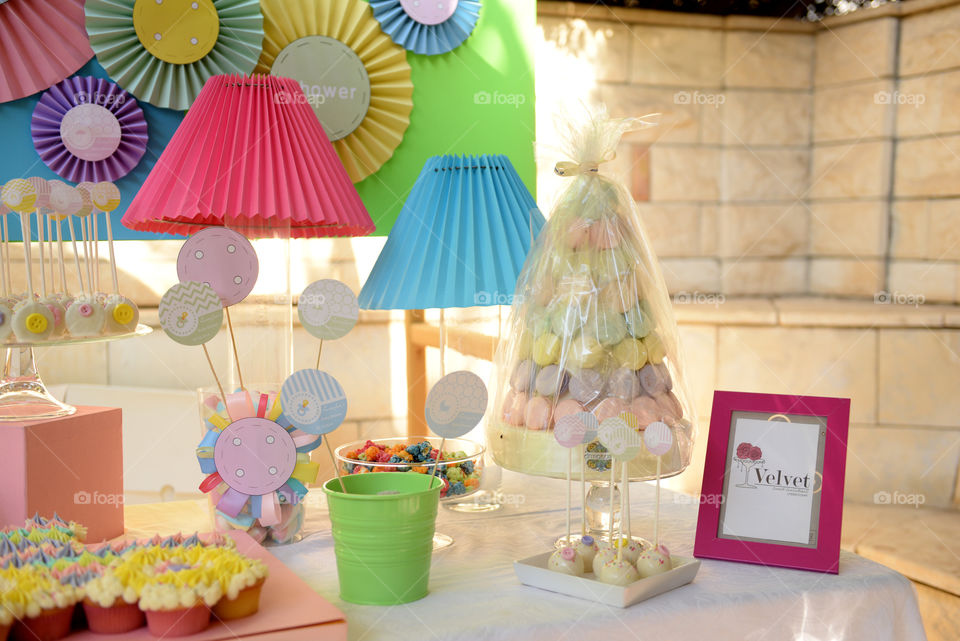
[256,0,413,183]
[298,279,359,341]
[214,417,297,495]
[158,281,224,346]
[177,228,259,307]
[85,0,265,111]
[1,179,37,214]
[644,421,674,456]
[369,0,481,56]
[425,370,487,438]
[31,77,148,183]
[598,415,643,462]
[554,414,586,449]
[91,182,122,212]
[280,369,349,436]
[26,177,50,210]
[48,181,83,216]
[0,0,93,104]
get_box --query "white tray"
[514,551,700,608]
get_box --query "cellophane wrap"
[487,111,697,481]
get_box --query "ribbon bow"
[554,161,600,177]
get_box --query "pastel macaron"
[524,396,553,430]
[612,337,648,370]
[568,369,604,404]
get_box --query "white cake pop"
[39,296,65,338]
[548,546,584,577]
[636,544,672,578]
[613,536,644,564]
[573,535,598,568]
[596,558,640,586]
[103,294,139,334]
[592,542,618,575]
[65,295,105,336]
[12,300,53,342]
[0,303,13,341]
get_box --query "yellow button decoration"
[112,303,135,325]
[133,0,220,65]
[25,314,48,334]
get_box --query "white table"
[126,471,927,641]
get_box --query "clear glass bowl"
[334,436,485,501]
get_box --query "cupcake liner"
[0,622,9,641]
[144,605,210,638]
[10,605,74,641]
[83,598,145,634]
[211,577,264,621]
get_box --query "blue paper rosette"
[369,0,481,56]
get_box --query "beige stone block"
[650,146,720,201]
[810,141,891,199]
[814,18,897,85]
[927,199,960,261]
[676,325,717,420]
[915,583,960,641]
[673,297,778,326]
[888,260,956,303]
[700,206,718,255]
[809,258,884,297]
[723,148,809,201]
[890,200,929,258]
[107,328,230,391]
[774,296,957,328]
[812,80,894,143]
[636,203,701,257]
[724,31,813,89]
[720,258,807,295]
[844,426,960,508]
[35,343,109,386]
[720,90,811,146]
[717,326,876,423]
[810,200,888,257]
[879,329,960,427]
[717,203,808,258]
[659,258,720,294]
[900,3,960,76]
[597,84,700,144]
[897,71,960,138]
[896,136,960,198]
[630,25,724,87]
[699,95,723,145]
[538,17,632,83]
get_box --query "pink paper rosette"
[31,76,148,183]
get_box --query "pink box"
[0,406,124,542]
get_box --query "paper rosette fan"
[369,0,481,56]
[256,0,413,183]
[0,0,93,103]
[31,76,148,183]
[359,154,545,310]
[196,390,322,528]
[85,0,264,111]
[486,111,698,482]
[121,74,373,238]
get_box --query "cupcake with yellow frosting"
[138,564,222,638]
[82,560,149,634]
[0,573,22,641]
[205,548,269,621]
[1,565,81,641]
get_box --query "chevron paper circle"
[280,369,348,436]
[298,279,358,341]
[159,281,223,346]
[85,0,265,110]
[256,0,413,183]
[425,370,487,438]
[369,0,481,56]
[598,415,643,462]
[1,179,37,214]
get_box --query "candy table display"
[487,110,698,537]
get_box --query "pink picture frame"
[694,390,850,574]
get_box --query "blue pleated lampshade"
[359,154,545,310]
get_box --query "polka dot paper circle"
[214,417,297,495]
[177,228,259,307]
[280,369,348,436]
[425,370,487,439]
[298,279,359,340]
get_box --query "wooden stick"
[103,210,120,294]
[224,307,244,391]
[67,217,85,295]
[45,215,55,292]
[1,216,9,296]
[566,447,572,545]
[655,456,662,547]
[438,309,446,377]
[624,463,631,541]
[80,217,93,294]
[325,438,347,493]
[35,211,47,297]
[608,462,615,545]
[92,213,100,292]
[19,214,33,297]
[431,436,446,482]
[202,343,227,416]
[315,339,323,370]
[55,219,67,296]
[581,443,587,538]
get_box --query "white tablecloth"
[125,472,927,641]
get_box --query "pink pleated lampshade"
[121,74,374,238]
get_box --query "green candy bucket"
[323,472,442,605]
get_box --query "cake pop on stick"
[555,413,590,546]
[595,414,644,585]
[90,183,137,333]
[643,421,674,548]
[177,228,258,391]
[280,369,349,492]
[0,204,9,298]
[48,181,84,295]
[424,370,488,490]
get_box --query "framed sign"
[694,391,850,573]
